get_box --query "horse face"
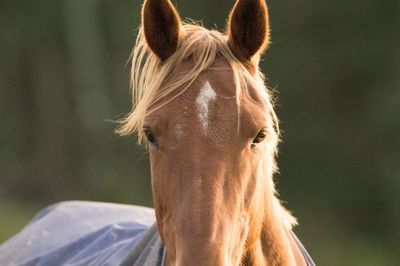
[144,58,275,265]
[139,0,273,264]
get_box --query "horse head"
[119,0,307,265]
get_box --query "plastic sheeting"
[0,201,165,266]
[0,201,314,266]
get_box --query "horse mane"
[117,22,297,229]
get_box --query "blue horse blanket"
[0,201,314,266]
[0,201,165,266]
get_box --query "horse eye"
[252,129,267,146]
[144,128,157,146]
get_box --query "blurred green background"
[0,0,399,265]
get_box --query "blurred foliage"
[0,0,399,265]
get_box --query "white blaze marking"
[196,81,217,132]
[175,123,184,139]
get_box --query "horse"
[0,0,315,265]
[116,0,314,265]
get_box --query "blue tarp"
[0,201,314,266]
[0,201,165,266]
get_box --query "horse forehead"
[165,61,267,139]
[166,79,237,143]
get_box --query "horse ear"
[227,0,270,63]
[142,0,181,60]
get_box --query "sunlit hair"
[118,23,277,140]
[117,22,296,229]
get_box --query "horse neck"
[243,174,299,265]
